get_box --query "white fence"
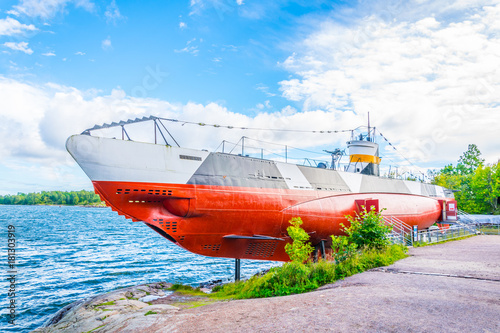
[388,212,500,247]
[416,225,478,245]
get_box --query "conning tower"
[345,118,381,176]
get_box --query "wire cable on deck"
[157,117,356,134]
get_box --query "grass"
[477,226,500,234]
[144,310,157,316]
[167,284,207,296]
[212,244,408,299]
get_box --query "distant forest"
[432,144,499,215]
[0,190,104,206]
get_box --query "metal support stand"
[235,258,241,281]
[313,240,326,262]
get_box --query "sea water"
[0,205,280,332]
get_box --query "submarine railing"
[457,210,500,235]
[384,216,413,246]
[454,209,483,234]
[456,209,478,224]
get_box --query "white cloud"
[0,17,37,36]
[236,0,244,5]
[75,51,85,55]
[101,36,112,50]
[175,38,199,55]
[279,1,500,165]
[179,22,187,29]
[256,100,271,110]
[73,0,94,11]
[3,41,33,54]
[256,83,276,97]
[189,0,235,17]
[42,51,56,56]
[105,0,125,24]
[11,0,95,19]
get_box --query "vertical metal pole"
[367,111,371,141]
[222,141,225,153]
[154,120,157,144]
[235,259,241,281]
[242,137,244,156]
[285,145,288,163]
[261,149,263,159]
[121,126,124,140]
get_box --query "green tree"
[330,234,357,264]
[0,190,103,206]
[431,145,500,214]
[492,164,500,214]
[457,144,484,175]
[470,164,500,214]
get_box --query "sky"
[1,0,499,195]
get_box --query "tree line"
[432,144,500,215]
[0,190,104,206]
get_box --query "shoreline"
[0,203,106,208]
[33,235,500,332]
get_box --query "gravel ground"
[37,235,500,332]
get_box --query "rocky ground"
[34,235,500,332]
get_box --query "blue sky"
[2,0,335,111]
[1,0,500,195]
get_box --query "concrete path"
[37,235,500,332]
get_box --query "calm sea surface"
[0,205,280,332]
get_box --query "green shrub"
[211,245,407,300]
[344,208,392,250]
[330,234,357,264]
[284,217,315,263]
